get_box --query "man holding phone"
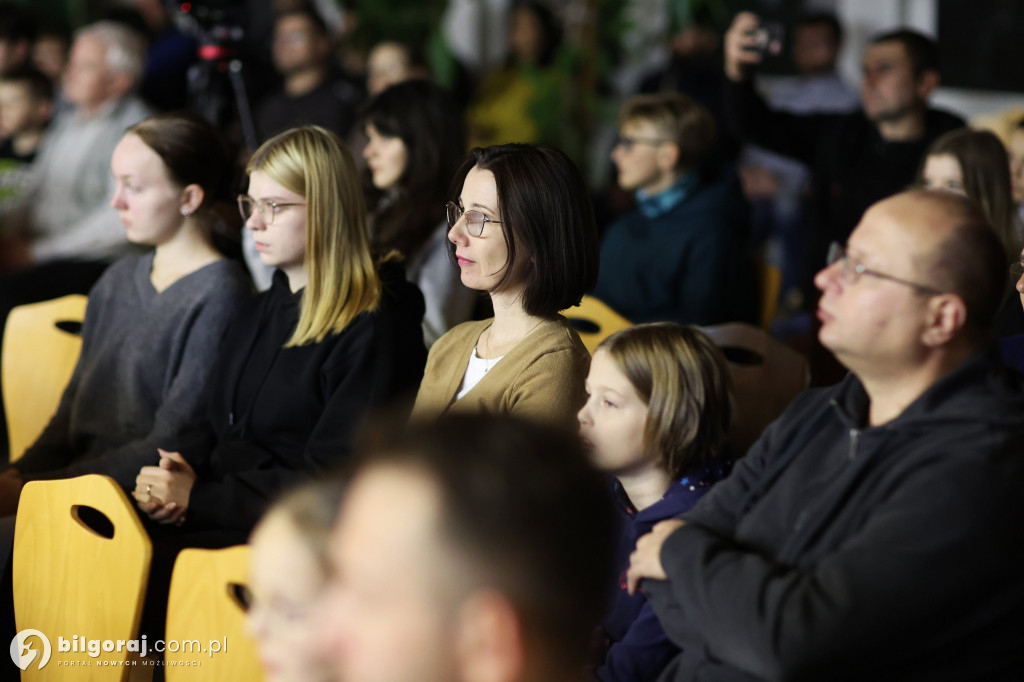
[722,12,964,304]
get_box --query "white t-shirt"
[455,346,505,401]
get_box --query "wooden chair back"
[165,545,262,681]
[562,295,632,354]
[3,295,87,462]
[13,474,152,680]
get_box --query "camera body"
[744,23,785,57]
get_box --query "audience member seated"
[0,67,53,217]
[628,190,1024,680]
[593,93,756,326]
[723,13,965,301]
[249,476,344,682]
[31,21,69,87]
[255,7,361,143]
[579,323,733,682]
[466,0,564,147]
[244,7,362,289]
[918,128,1024,336]
[130,127,425,641]
[0,4,34,76]
[1001,251,1024,372]
[0,22,152,459]
[362,80,476,345]
[318,414,612,682]
[0,20,151,283]
[0,112,250,516]
[365,40,429,97]
[412,143,597,429]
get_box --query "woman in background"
[920,128,1019,258]
[362,79,475,344]
[919,128,1023,336]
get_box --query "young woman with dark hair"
[411,143,598,430]
[362,79,476,344]
[0,111,250,511]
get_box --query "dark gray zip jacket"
[646,347,1024,681]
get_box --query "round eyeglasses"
[446,201,501,237]
[237,195,306,225]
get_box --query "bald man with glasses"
[628,189,1024,681]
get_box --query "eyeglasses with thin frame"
[826,242,943,295]
[446,201,501,238]
[614,135,671,152]
[237,195,306,225]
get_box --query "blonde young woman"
[133,124,426,539]
[411,143,598,430]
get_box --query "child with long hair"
[578,322,734,682]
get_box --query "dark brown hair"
[362,79,465,260]
[452,143,599,317]
[126,111,234,211]
[920,128,1018,260]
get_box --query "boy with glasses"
[592,93,756,326]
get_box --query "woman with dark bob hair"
[412,143,598,429]
[362,79,476,345]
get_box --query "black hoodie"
[178,262,426,533]
[646,348,1024,681]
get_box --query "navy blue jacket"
[596,463,730,682]
[593,166,756,326]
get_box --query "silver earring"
[181,208,193,217]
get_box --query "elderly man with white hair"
[0,21,153,459]
[5,21,153,273]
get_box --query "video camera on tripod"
[169,0,257,150]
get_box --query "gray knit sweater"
[15,253,251,490]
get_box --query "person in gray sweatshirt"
[0,112,251,510]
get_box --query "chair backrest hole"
[228,582,251,612]
[568,318,601,334]
[71,504,115,539]
[54,320,84,336]
[720,346,765,366]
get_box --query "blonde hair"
[247,126,381,346]
[597,323,733,479]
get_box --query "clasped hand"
[134,449,195,526]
